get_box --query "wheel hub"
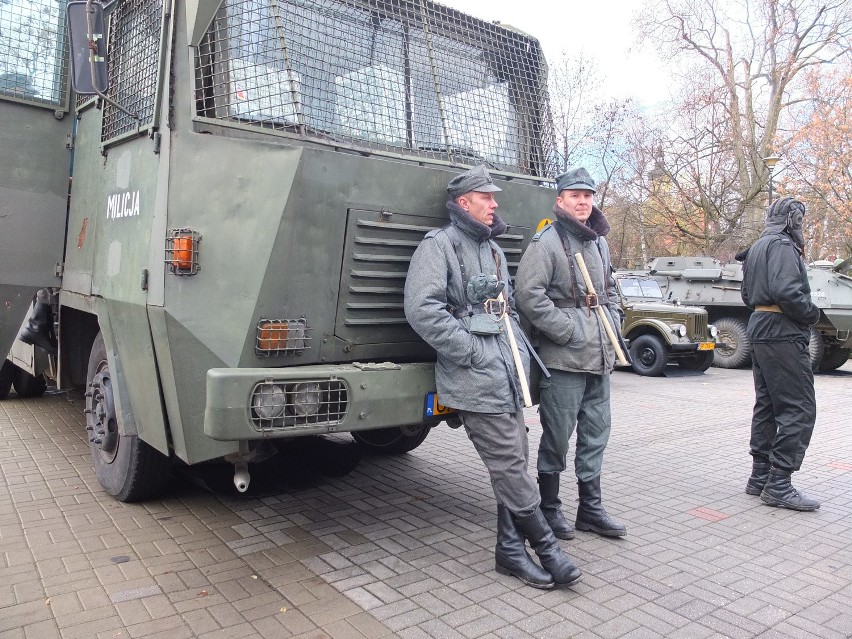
[86,370,119,464]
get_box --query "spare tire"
[713,317,751,368]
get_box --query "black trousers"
[749,340,816,472]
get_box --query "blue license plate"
[424,392,456,417]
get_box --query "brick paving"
[1,362,850,639]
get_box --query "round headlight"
[672,324,687,338]
[252,384,286,420]
[289,382,322,417]
[709,325,718,338]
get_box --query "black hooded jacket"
[739,223,820,343]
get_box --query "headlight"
[709,324,718,338]
[289,382,322,417]
[672,324,687,338]
[251,383,287,419]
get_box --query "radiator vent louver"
[334,209,526,346]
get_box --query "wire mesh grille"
[195,0,555,177]
[250,378,349,430]
[255,318,312,356]
[102,0,164,140]
[0,0,68,107]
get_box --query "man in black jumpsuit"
[739,197,820,511]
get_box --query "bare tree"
[636,0,852,250]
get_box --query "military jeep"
[615,273,717,376]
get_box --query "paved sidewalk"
[1,363,850,639]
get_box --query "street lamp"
[763,155,782,205]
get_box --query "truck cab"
[1,0,556,499]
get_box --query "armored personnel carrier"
[648,256,852,371]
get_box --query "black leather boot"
[760,468,820,511]
[513,508,582,588]
[575,476,627,537]
[494,505,554,589]
[18,298,57,355]
[538,473,575,540]
[745,459,771,496]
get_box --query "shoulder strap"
[551,222,583,308]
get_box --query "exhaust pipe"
[233,461,250,493]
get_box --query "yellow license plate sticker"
[425,392,456,417]
[698,342,715,351]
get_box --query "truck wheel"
[677,350,714,372]
[713,318,751,368]
[629,334,668,376]
[808,327,824,372]
[86,333,171,502]
[818,347,851,372]
[352,423,431,454]
[0,361,14,400]
[12,367,48,398]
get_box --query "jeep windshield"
[618,278,664,301]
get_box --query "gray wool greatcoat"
[515,206,620,375]
[404,202,530,413]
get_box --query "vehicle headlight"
[709,324,718,338]
[289,382,322,417]
[252,383,287,420]
[672,324,687,338]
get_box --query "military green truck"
[613,273,717,376]
[649,256,852,372]
[0,0,556,500]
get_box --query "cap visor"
[474,184,502,193]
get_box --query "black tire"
[818,347,851,373]
[677,350,714,372]
[713,317,751,368]
[12,367,48,398]
[629,334,668,377]
[86,333,171,502]
[808,327,825,372]
[352,423,431,454]
[0,360,14,400]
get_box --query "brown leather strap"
[755,304,782,313]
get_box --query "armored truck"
[614,273,717,376]
[0,0,556,500]
[649,256,852,372]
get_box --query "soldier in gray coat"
[405,165,581,590]
[515,167,627,540]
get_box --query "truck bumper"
[204,361,440,441]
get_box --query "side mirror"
[66,1,108,95]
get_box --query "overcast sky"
[439,0,671,106]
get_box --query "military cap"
[447,165,502,199]
[556,167,596,193]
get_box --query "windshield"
[618,278,664,300]
[196,0,550,175]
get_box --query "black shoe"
[745,459,770,496]
[18,300,57,356]
[760,468,820,511]
[514,508,582,588]
[575,476,627,537]
[494,505,554,589]
[538,473,575,540]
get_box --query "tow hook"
[233,460,250,493]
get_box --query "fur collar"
[447,200,508,243]
[552,204,610,242]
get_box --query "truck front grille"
[250,378,348,431]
